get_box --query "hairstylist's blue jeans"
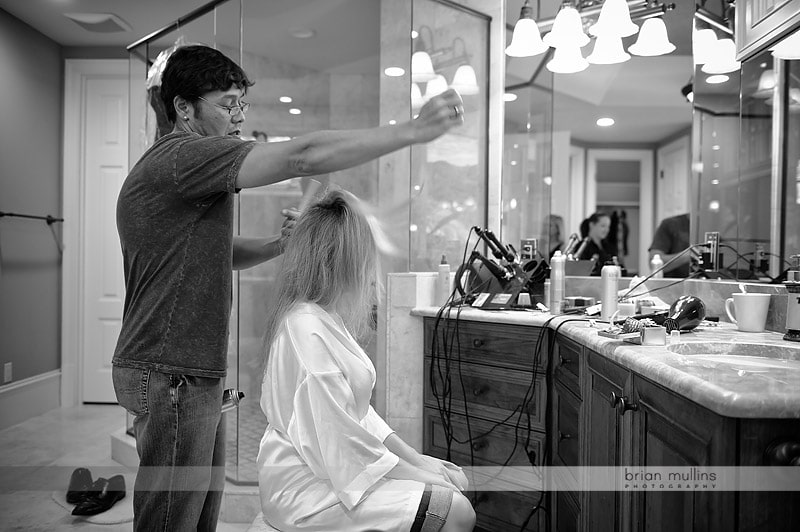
[113,367,226,532]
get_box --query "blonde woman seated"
[257,190,475,532]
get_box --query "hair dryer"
[663,295,706,333]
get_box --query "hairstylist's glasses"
[197,96,250,116]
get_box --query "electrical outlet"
[3,362,11,383]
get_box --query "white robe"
[257,302,424,531]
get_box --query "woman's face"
[589,216,610,240]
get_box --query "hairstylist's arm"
[235,89,463,189]
[232,208,299,269]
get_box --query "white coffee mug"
[725,293,771,332]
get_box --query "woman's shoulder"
[283,302,339,333]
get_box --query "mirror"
[504,0,694,277]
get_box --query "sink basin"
[667,342,800,371]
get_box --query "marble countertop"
[411,306,800,419]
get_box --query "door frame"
[586,148,654,274]
[61,59,129,407]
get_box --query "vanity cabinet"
[556,344,800,532]
[736,0,800,60]
[422,317,547,531]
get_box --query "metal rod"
[127,0,229,50]
[694,6,734,36]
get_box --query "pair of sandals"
[66,467,126,516]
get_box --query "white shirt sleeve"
[361,405,395,442]
[287,372,398,510]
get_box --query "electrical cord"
[618,243,708,301]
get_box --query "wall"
[0,9,62,387]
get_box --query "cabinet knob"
[559,355,571,366]
[472,338,484,348]
[764,439,800,466]
[472,386,488,397]
[559,431,572,441]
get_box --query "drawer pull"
[559,355,571,366]
[610,392,638,415]
[559,431,572,441]
[471,439,488,452]
[472,338,484,348]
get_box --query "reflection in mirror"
[504,0,694,276]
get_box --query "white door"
[656,136,690,223]
[81,76,128,403]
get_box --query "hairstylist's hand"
[279,208,300,252]
[418,455,468,491]
[411,88,464,144]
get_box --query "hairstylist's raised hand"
[411,88,464,144]
[279,208,300,252]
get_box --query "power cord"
[618,243,709,301]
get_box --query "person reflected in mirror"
[257,190,475,532]
[548,214,565,257]
[649,212,694,278]
[112,44,465,532]
[576,211,621,275]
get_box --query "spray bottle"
[437,255,451,305]
[550,250,566,314]
[601,263,621,321]
[650,254,664,279]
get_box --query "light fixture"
[289,108,301,115]
[506,0,548,57]
[504,92,518,102]
[411,50,436,83]
[589,0,639,38]
[450,64,479,95]
[701,38,740,74]
[692,27,717,65]
[63,12,132,33]
[596,117,615,127]
[279,96,292,103]
[587,33,630,65]
[543,5,589,48]
[289,28,315,39]
[771,28,800,60]
[753,70,776,98]
[629,17,675,56]
[547,44,589,74]
[411,83,425,109]
[384,67,405,77]
[681,80,694,103]
[424,74,448,100]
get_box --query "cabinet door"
[630,376,735,532]
[736,0,800,60]
[585,349,632,532]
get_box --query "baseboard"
[0,370,60,430]
[110,428,261,523]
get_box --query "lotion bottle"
[650,254,664,278]
[550,250,566,314]
[437,255,451,305]
[601,263,621,321]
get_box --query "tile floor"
[0,404,250,532]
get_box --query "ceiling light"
[629,17,675,56]
[546,44,589,74]
[504,93,518,102]
[289,28,315,39]
[706,74,729,84]
[450,65,479,95]
[771,28,800,60]
[543,6,589,48]
[754,70,776,98]
[692,28,717,65]
[63,12,132,33]
[505,0,548,57]
[701,38,740,74]
[596,117,615,127]
[589,0,639,38]
[587,33,630,65]
[289,108,301,115]
[411,83,425,109]
[279,96,292,103]
[384,67,405,77]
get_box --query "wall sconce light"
[694,5,737,74]
[506,0,548,57]
[413,27,480,96]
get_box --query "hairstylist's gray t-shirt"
[113,132,255,378]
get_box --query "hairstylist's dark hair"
[160,45,254,123]
[588,211,611,225]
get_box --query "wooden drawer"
[552,380,581,469]
[424,407,543,468]
[471,489,545,531]
[423,318,545,371]
[424,358,546,431]
[553,335,582,398]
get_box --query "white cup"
[725,293,771,332]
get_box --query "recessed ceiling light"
[504,93,518,102]
[596,117,615,127]
[279,96,292,103]
[384,67,405,77]
[706,74,730,84]
[63,12,132,33]
[411,30,419,39]
[289,108,301,115]
[289,28,315,39]
[711,179,720,184]
[712,145,720,150]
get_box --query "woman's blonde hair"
[263,190,383,357]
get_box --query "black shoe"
[71,475,125,516]
[66,467,93,504]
